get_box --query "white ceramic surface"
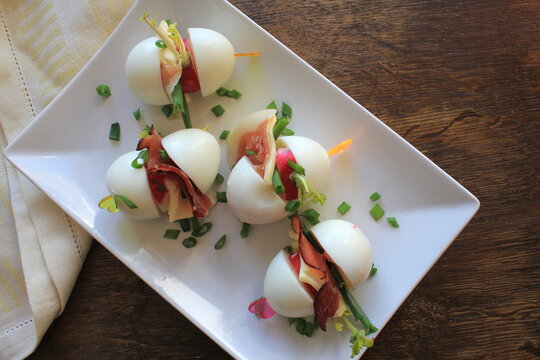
[3,0,479,359]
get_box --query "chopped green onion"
[273,117,289,140]
[180,91,192,128]
[292,173,326,206]
[300,208,320,225]
[282,101,292,118]
[387,217,400,228]
[285,200,300,213]
[182,237,197,248]
[96,84,111,97]
[369,192,382,201]
[171,83,192,128]
[369,203,385,221]
[176,218,191,232]
[109,122,120,141]
[160,150,169,162]
[214,173,224,184]
[211,104,225,117]
[214,235,226,250]
[272,169,285,194]
[288,160,305,176]
[133,107,141,120]
[216,191,228,203]
[219,130,230,140]
[161,104,173,118]
[283,245,293,254]
[288,317,297,326]
[303,322,315,337]
[113,195,137,209]
[131,149,148,169]
[246,150,257,156]
[216,87,229,96]
[295,318,306,335]
[369,264,378,278]
[240,222,250,239]
[165,19,172,25]
[155,40,167,48]
[191,218,212,237]
[337,201,351,215]
[139,125,151,138]
[226,89,242,99]
[163,229,180,239]
[281,128,295,136]
[266,100,277,111]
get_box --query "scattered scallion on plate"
[288,160,305,175]
[219,130,230,140]
[300,208,320,225]
[369,192,382,201]
[130,149,148,169]
[273,117,289,140]
[240,222,250,239]
[282,101,292,118]
[387,217,400,228]
[133,107,141,120]
[161,104,173,118]
[182,237,197,248]
[285,200,300,213]
[176,218,191,232]
[211,104,225,117]
[214,235,226,250]
[214,173,224,184]
[369,264,378,277]
[96,84,111,97]
[163,229,180,239]
[155,39,167,48]
[272,169,285,194]
[109,122,120,141]
[369,203,385,221]
[216,87,228,96]
[113,194,137,209]
[216,191,227,203]
[337,201,351,215]
[226,89,242,99]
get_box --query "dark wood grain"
[27,0,539,359]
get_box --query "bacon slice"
[137,127,212,218]
[237,119,270,177]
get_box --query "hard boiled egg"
[106,151,161,220]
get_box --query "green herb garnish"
[214,173,224,184]
[295,318,306,335]
[369,264,378,278]
[240,222,250,239]
[163,229,180,239]
[96,84,111,97]
[176,218,191,232]
[292,173,326,206]
[216,87,229,96]
[131,149,148,169]
[369,203,385,221]
[273,117,289,140]
[191,217,212,237]
[155,39,167,48]
[246,150,257,156]
[161,104,173,118]
[300,208,320,225]
[219,130,230,140]
[288,160,305,175]
[272,168,285,195]
[113,194,137,209]
[282,128,295,136]
[282,101,292,118]
[109,122,120,141]
[283,245,294,254]
[139,125,151,138]
[288,317,297,326]
[182,237,197,248]
[211,104,225,117]
[387,217,399,228]
[216,191,228,203]
[369,192,382,201]
[285,200,300,213]
[133,107,141,120]
[266,100,277,111]
[337,201,351,215]
[214,235,226,250]
[226,89,242,99]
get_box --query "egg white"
[106,151,161,220]
[188,28,235,97]
[226,156,286,225]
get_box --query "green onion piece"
[266,100,277,111]
[109,122,120,141]
[160,150,169,162]
[369,264,378,278]
[133,107,141,120]
[300,208,320,225]
[246,150,257,156]
[139,125,151,138]
[165,19,172,25]
[130,149,148,169]
[176,218,191,232]
[226,89,242,99]
[288,317,297,326]
[214,173,224,184]
[272,169,285,194]
[171,83,184,115]
[283,245,293,254]
[161,104,173,118]
[163,229,180,239]
[295,318,306,335]
[155,40,167,48]
[369,203,385,221]
[182,237,197,248]
[181,91,192,128]
[96,84,111,97]
[214,234,226,250]
[288,160,305,175]
[369,192,382,201]
[285,200,300,213]
[219,130,230,140]
[303,322,315,337]
[216,87,229,96]
[113,195,137,209]
[216,191,228,203]
[337,201,351,215]
[282,101,292,118]
[240,222,250,239]
[387,217,400,228]
[273,117,289,140]
[211,104,225,117]
[192,220,212,237]
[281,128,295,136]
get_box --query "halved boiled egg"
[106,151,161,220]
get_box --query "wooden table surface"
[28,0,539,359]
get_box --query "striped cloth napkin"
[0,1,133,358]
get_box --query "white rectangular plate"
[4,0,479,359]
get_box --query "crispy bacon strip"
[292,216,327,277]
[137,126,212,218]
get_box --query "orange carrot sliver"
[327,139,352,156]
[234,52,262,57]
